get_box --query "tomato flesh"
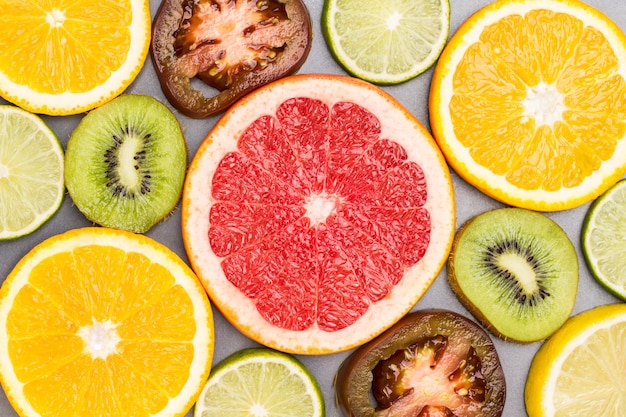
[151,0,312,118]
[335,310,505,417]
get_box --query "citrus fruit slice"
[525,303,626,416]
[0,227,214,417]
[0,0,151,116]
[194,348,324,417]
[430,0,626,211]
[581,178,626,301]
[182,73,455,354]
[321,0,450,85]
[0,105,64,240]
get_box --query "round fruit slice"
[0,227,214,417]
[582,178,626,301]
[194,348,324,417]
[0,105,64,240]
[448,208,578,343]
[64,94,187,234]
[525,303,626,416]
[0,0,150,116]
[430,0,626,211]
[322,0,450,85]
[336,309,506,417]
[182,74,455,354]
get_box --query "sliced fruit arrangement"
[322,0,450,85]
[448,208,578,343]
[182,73,455,354]
[582,179,626,301]
[195,348,324,417]
[64,94,187,234]
[335,309,506,417]
[0,227,214,417]
[151,0,313,118]
[0,0,150,116]
[430,0,626,211]
[0,106,64,240]
[525,303,626,416]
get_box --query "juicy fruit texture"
[322,0,450,85]
[194,348,324,417]
[525,303,626,416]
[64,94,187,234]
[151,0,312,118]
[183,74,455,354]
[448,208,578,343]
[430,0,626,211]
[581,179,626,301]
[0,227,214,417]
[335,310,506,417]
[0,0,150,116]
[0,106,64,240]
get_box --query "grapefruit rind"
[0,227,214,417]
[182,74,455,354]
[430,0,626,211]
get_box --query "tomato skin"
[335,310,506,417]
[150,0,312,118]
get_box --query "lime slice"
[321,0,450,85]
[581,179,626,300]
[525,303,626,416]
[194,348,324,417]
[0,105,64,239]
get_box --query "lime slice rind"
[322,0,450,85]
[582,178,626,301]
[0,105,64,240]
[194,348,324,417]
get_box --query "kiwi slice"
[65,94,187,233]
[448,208,578,343]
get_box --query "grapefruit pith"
[182,74,455,354]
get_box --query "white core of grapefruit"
[183,74,455,354]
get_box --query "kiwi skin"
[447,208,578,344]
[65,94,187,233]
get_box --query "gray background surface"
[1,1,625,416]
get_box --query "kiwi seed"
[65,94,187,233]
[448,208,578,343]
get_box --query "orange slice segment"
[430,0,626,211]
[0,0,150,115]
[0,227,213,417]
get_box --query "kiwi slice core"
[448,208,578,343]
[65,94,187,233]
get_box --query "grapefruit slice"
[182,74,455,354]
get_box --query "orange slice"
[430,0,626,211]
[0,227,214,417]
[182,74,455,354]
[0,0,150,116]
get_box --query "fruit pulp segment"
[0,0,131,94]
[209,97,432,332]
[200,361,317,415]
[553,322,626,415]
[450,9,626,191]
[6,245,197,415]
[331,0,447,75]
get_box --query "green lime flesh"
[582,179,626,301]
[194,348,324,417]
[321,0,450,85]
[449,208,578,343]
[0,105,64,240]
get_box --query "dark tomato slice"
[151,0,312,118]
[335,309,506,417]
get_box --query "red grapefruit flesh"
[182,74,455,354]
